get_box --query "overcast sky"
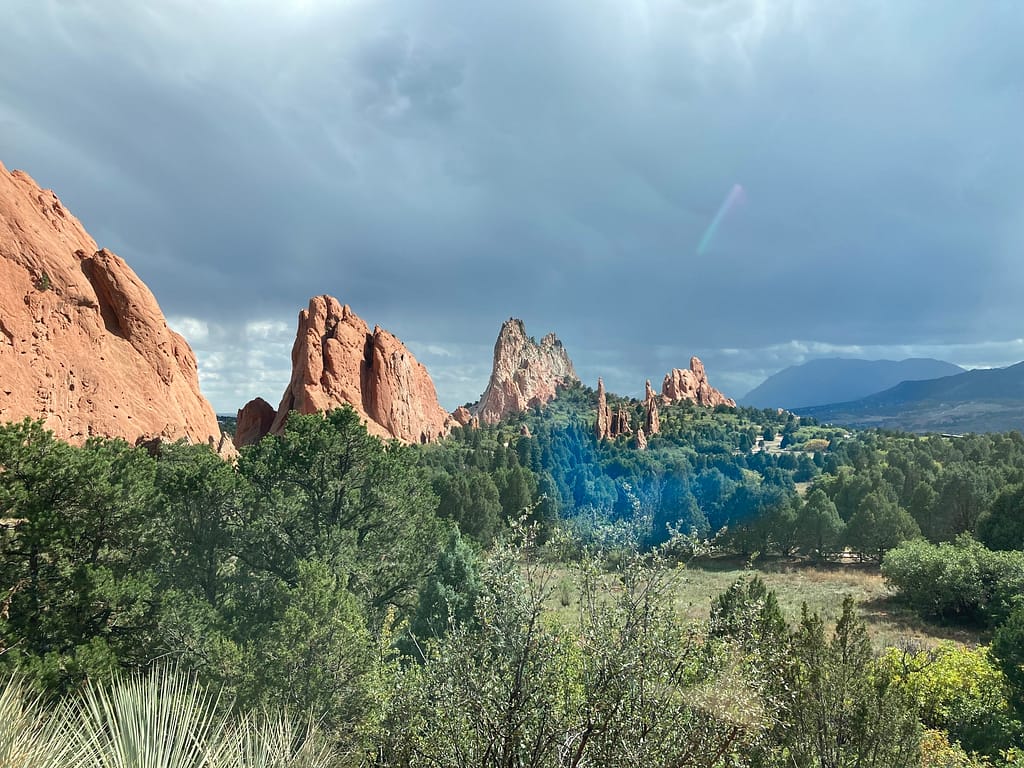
[4,0,1024,413]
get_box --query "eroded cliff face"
[254,295,451,444]
[475,319,578,425]
[662,357,736,408]
[0,161,224,448]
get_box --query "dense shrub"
[880,643,1020,756]
[881,536,1024,626]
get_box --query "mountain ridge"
[741,357,965,410]
[797,361,1024,433]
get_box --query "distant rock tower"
[595,378,634,441]
[662,357,736,408]
[595,378,612,440]
[643,380,660,435]
[474,318,578,424]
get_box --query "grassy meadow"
[544,556,984,650]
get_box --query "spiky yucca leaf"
[70,666,225,768]
[0,675,77,768]
[216,709,339,768]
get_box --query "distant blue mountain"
[741,357,965,410]
[796,361,1024,434]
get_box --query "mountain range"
[740,357,965,410]
[796,362,1024,434]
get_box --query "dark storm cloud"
[3,0,1024,411]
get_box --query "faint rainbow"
[697,184,746,256]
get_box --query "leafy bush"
[880,643,1020,756]
[882,535,1024,626]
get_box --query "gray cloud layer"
[3,0,1023,411]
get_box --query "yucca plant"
[4,666,344,768]
[216,709,339,768]
[68,666,226,768]
[0,675,77,768]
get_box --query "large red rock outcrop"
[452,405,473,427]
[474,319,578,425]
[234,397,277,447]
[662,357,736,408]
[267,296,451,444]
[0,161,224,447]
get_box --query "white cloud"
[167,315,209,343]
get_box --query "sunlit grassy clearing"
[543,558,983,650]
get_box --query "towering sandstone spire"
[474,318,578,424]
[0,161,224,447]
[236,296,452,446]
[595,378,611,440]
[643,379,660,435]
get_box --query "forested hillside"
[2,387,1023,766]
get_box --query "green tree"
[845,491,919,562]
[908,480,940,541]
[238,408,442,616]
[880,643,1020,757]
[991,604,1024,719]
[496,463,537,521]
[436,470,502,545]
[782,597,921,767]
[978,484,1024,551]
[408,528,481,644]
[0,422,160,689]
[236,559,375,727]
[709,576,787,648]
[936,464,994,540]
[151,441,244,606]
[795,489,845,560]
[882,536,1024,626]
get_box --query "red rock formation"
[643,379,660,435]
[595,378,612,440]
[611,405,633,437]
[635,426,648,450]
[235,397,276,447]
[451,405,474,427]
[662,357,736,408]
[0,161,224,447]
[595,378,636,441]
[270,296,452,443]
[475,319,577,424]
